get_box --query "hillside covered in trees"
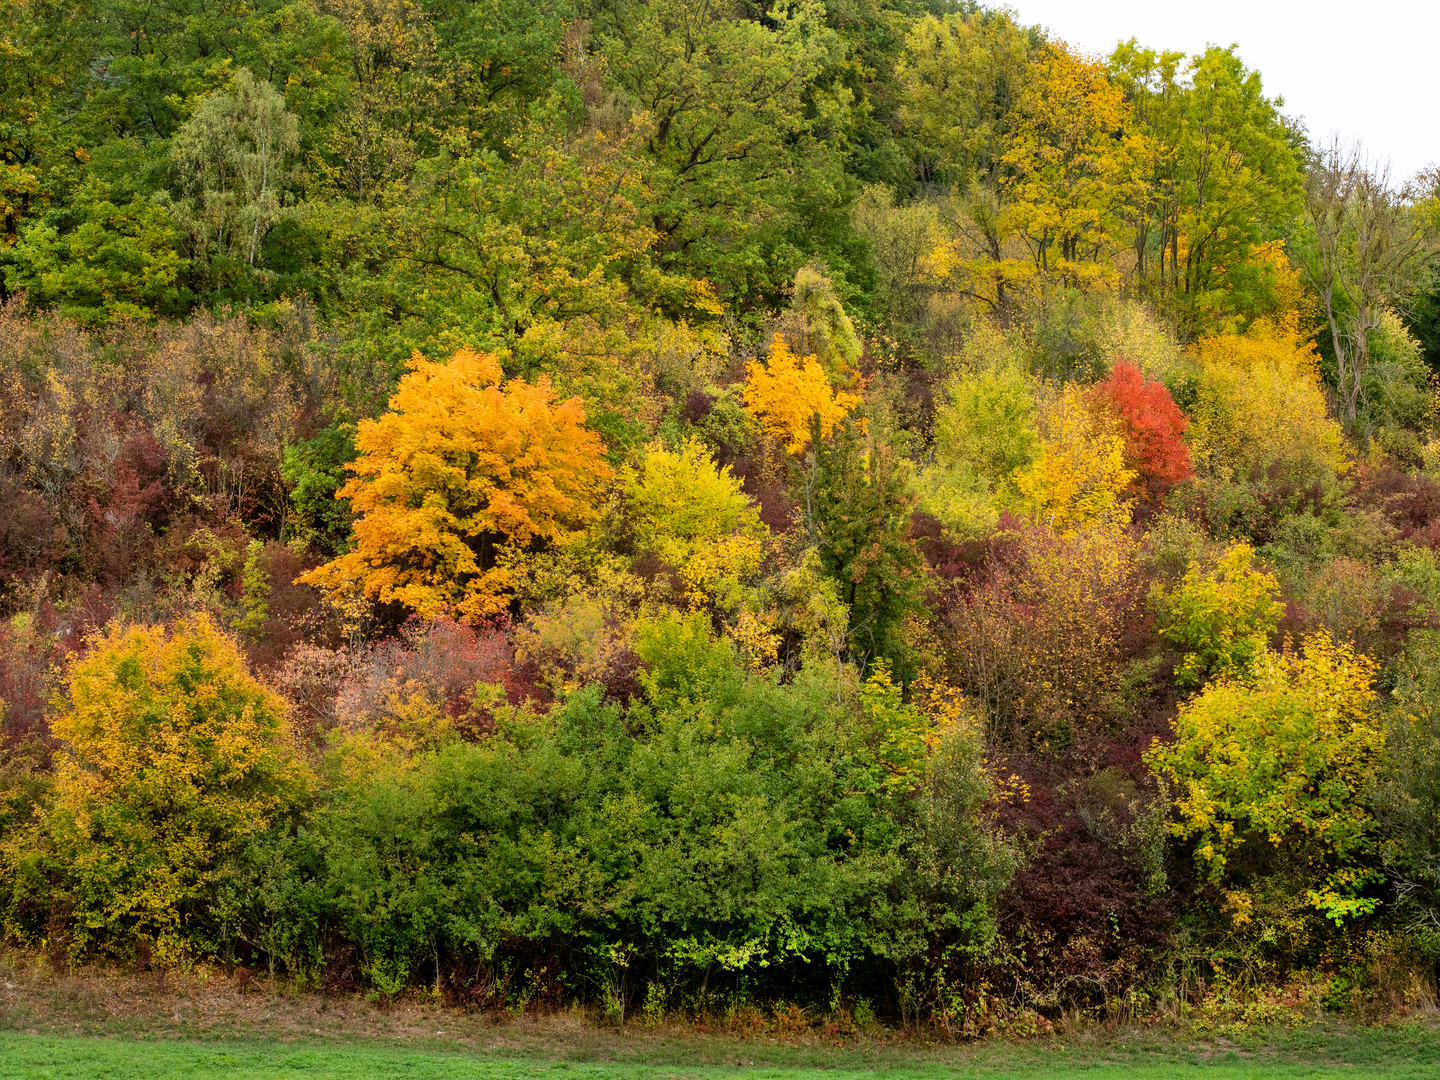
[2,0,1440,1030]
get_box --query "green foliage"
[237,539,271,641]
[897,10,1036,191]
[1355,310,1433,444]
[592,0,855,309]
[623,439,762,568]
[921,368,1036,541]
[624,439,769,612]
[771,263,864,379]
[1109,44,1304,337]
[809,419,924,675]
[168,68,300,302]
[1375,629,1440,935]
[6,0,1440,1018]
[300,659,1010,1003]
[1157,542,1284,689]
[634,611,740,714]
[8,179,189,322]
[281,423,357,556]
[932,365,1038,484]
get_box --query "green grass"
[5,1031,1440,1080]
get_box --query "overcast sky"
[1003,1,1439,184]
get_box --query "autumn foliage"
[743,336,860,453]
[1146,632,1384,923]
[5,0,1440,1027]
[300,349,612,621]
[20,615,312,961]
[1092,360,1193,497]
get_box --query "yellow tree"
[1001,43,1148,285]
[300,348,612,620]
[1186,319,1347,486]
[623,438,768,609]
[1013,386,1134,532]
[743,336,860,454]
[1145,633,1384,923]
[32,615,312,960]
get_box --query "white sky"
[1002,1,1440,184]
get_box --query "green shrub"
[301,655,1012,1005]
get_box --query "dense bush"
[4,615,313,962]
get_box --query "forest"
[2,0,1440,1033]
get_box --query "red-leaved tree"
[1092,360,1193,499]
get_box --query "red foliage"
[730,455,796,533]
[989,741,1178,1009]
[82,424,171,583]
[328,617,537,738]
[0,611,62,760]
[1092,360,1193,498]
[910,509,1024,583]
[1352,460,1440,546]
[0,477,63,592]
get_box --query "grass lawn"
[5,1030,1440,1080]
[2,964,1438,1080]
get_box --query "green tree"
[7,176,188,322]
[281,423,357,556]
[770,262,863,380]
[623,437,767,609]
[1297,141,1433,427]
[808,418,924,675]
[1376,629,1440,937]
[919,363,1038,539]
[169,68,300,300]
[896,9,1034,191]
[0,0,99,289]
[591,0,851,309]
[1110,43,1304,337]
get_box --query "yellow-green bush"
[11,615,313,961]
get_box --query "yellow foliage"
[513,594,633,700]
[1187,321,1347,484]
[743,336,860,454]
[624,438,769,611]
[300,348,613,621]
[859,660,932,793]
[1013,387,1134,532]
[624,438,760,565]
[35,614,312,959]
[1157,542,1284,689]
[1001,43,1148,284]
[1145,632,1383,922]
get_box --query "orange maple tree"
[300,348,611,621]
